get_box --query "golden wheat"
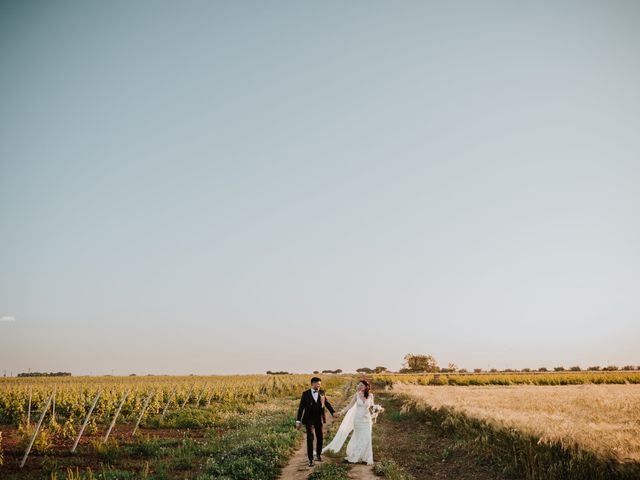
[393,383,640,462]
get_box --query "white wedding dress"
[321,391,376,465]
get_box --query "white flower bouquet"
[371,404,385,423]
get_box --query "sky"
[1,1,639,376]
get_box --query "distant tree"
[538,367,548,372]
[521,368,531,372]
[403,354,439,373]
[267,371,290,375]
[554,366,565,371]
[458,368,468,373]
[313,371,320,374]
[587,366,601,371]
[489,368,498,373]
[373,366,388,373]
[622,365,635,371]
[504,368,515,372]
[473,368,483,373]
[447,363,458,372]
[569,366,581,371]
[603,365,619,371]
[356,367,373,374]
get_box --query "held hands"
[295,420,302,430]
[332,412,340,418]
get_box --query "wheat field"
[393,383,640,463]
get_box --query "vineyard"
[0,374,349,479]
[372,369,640,387]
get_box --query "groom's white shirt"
[311,389,319,402]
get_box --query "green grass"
[307,462,351,479]
[373,459,414,480]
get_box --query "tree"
[447,363,458,372]
[403,354,439,373]
[356,367,373,374]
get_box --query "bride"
[321,380,383,465]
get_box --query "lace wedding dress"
[321,390,376,465]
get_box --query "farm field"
[0,374,349,479]
[373,370,640,386]
[390,383,640,479]
[2,372,639,480]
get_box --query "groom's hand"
[332,412,339,418]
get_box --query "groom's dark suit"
[297,388,335,462]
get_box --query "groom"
[296,377,339,467]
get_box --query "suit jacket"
[296,388,335,425]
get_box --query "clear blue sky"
[1,1,639,375]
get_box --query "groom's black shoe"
[316,456,323,462]
[308,460,314,467]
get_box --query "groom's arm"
[296,392,305,422]
[324,397,335,415]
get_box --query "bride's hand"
[332,412,340,418]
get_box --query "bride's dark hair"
[360,380,371,398]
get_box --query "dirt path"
[278,387,377,480]
[278,417,378,480]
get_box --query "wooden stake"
[132,391,154,436]
[20,393,53,468]
[71,389,102,453]
[52,385,56,423]
[103,389,129,443]
[181,384,195,408]
[161,387,176,418]
[206,387,214,407]
[194,385,205,406]
[26,386,32,427]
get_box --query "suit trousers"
[305,420,323,461]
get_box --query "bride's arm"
[340,393,357,415]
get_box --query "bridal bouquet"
[371,404,385,423]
